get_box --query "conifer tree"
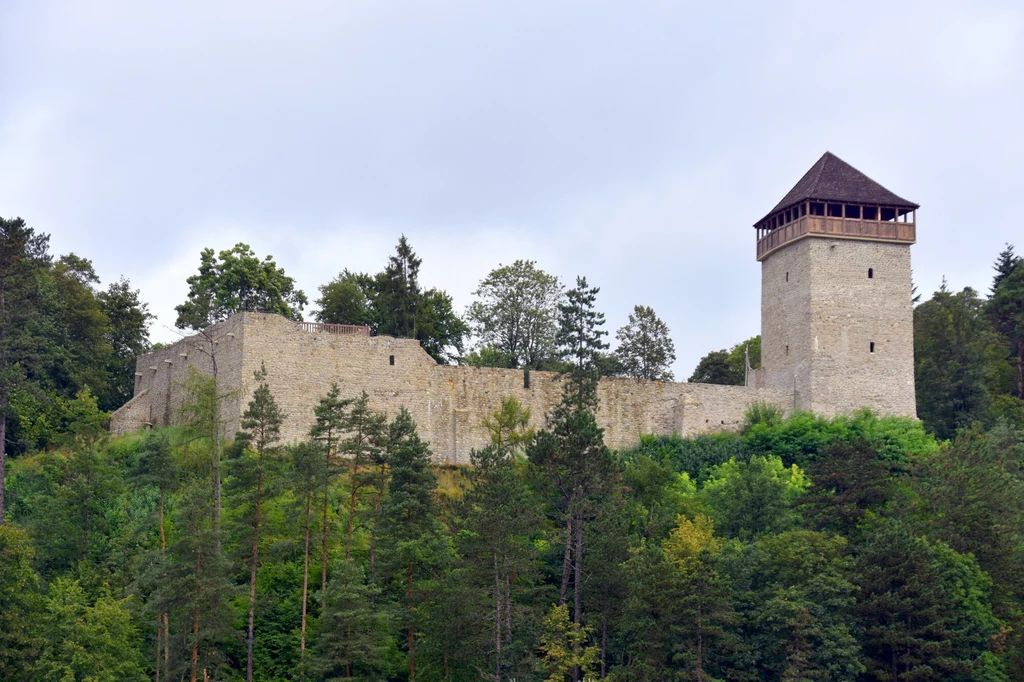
[376,408,448,682]
[991,243,1020,295]
[288,440,328,676]
[155,480,235,682]
[133,432,177,680]
[990,261,1024,399]
[315,560,391,681]
[0,525,42,677]
[231,362,284,682]
[310,384,350,605]
[338,391,387,560]
[530,275,616,682]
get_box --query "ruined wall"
[111,313,793,462]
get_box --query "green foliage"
[0,525,42,677]
[614,304,676,381]
[625,431,749,482]
[315,560,391,682]
[34,577,147,682]
[466,259,563,369]
[699,455,809,540]
[540,603,599,682]
[97,277,153,409]
[315,269,375,326]
[914,283,992,438]
[688,336,759,386]
[175,242,308,330]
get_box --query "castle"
[110,153,918,463]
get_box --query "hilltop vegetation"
[2,218,1024,681]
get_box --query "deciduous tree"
[614,305,676,381]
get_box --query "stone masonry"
[110,153,919,460]
[111,313,794,463]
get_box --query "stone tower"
[754,152,918,418]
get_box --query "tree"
[373,236,422,340]
[991,243,1021,295]
[175,243,307,329]
[34,578,147,682]
[376,408,448,682]
[369,236,468,364]
[699,455,809,540]
[530,275,616,681]
[315,269,374,326]
[855,521,1003,681]
[914,282,991,438]
[315,560,391,681]
[0,525,42,677]
[989,260,1024,399]
[133,432,177,678]
[688,337,760,386]
[175,243,297,548]
[614,305,676,381]
[661,515,742,681]
[337,391,387,561]
[310,384,350,606]
[466,260,563,369]
[460,442,540,679]
[231,362,285,682]
[688,349,740,385]
[540,604,600,682]
[97,277,153,410]
[286,440,328,676]
[0,217,51,524]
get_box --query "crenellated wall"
[111,313,794,462]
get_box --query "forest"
[2,216,1024,682]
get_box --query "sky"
[2,0,1022,377]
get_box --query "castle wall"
[805,239,916,417]
[760,237,916,418]
[111,313,793,462]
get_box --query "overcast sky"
[2,0,1022,377]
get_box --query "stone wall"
[760,237,916,418]
[111,313,794,462]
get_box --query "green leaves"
[614,304,676,381]
[175,243,308,330]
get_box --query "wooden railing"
[756,215,916,260]
[295,322,371,336]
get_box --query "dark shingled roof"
[757,152,918,226]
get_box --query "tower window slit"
[869,342,875,353]
[868,268,873,279]
[389,355,395,365]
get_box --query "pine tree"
[133,432,178,680]
[154,480,235,682]
[338,391,387,561]
[287,440,328,677]
[461,444,540,680]
[231,362,284,682]
[530,275,616,682]
[989,261,1024,399]
[376,408,448,682]
[991,243,1020,295]
[315,560,391,681]
[374,235,423,339]
[310,384,351,606]
[0,525,42,677]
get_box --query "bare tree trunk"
[572,509,584,682]
[0,287,6,525]
[320,485,330,609]
[246,457,266,682]
[495,553,503,681]
[407,562,416,682]
[696,603,704,682]
[300,484,312,679]
[601,591,608,679]
[345,458,360,561]
[191,549,202,682]
[504,571,512,644]
[1016,339,1023,399]
[559,513,573,606]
